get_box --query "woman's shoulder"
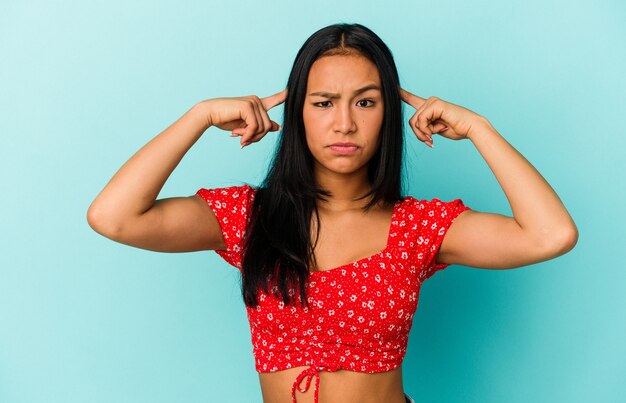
[195,182,258,212]
[198,182,258,196]
[399,194,470,215]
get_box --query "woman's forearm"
[87,102,211,233]
[468,119,578,250]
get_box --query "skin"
[303,53,385,212]
[88,49,579,403]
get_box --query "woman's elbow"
[86,203,122,238]
[548,224,579,257]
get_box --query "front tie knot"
[291,364,341,403]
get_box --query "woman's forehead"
[307,55,381,94]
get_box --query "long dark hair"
[241,23,406,308]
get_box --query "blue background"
[1,1,624,402]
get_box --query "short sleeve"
[419,197,472,282]
[195,184,257,271]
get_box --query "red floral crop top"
[196,184,472,403]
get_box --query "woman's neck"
[314,169,373,212]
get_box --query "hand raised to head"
[232,89,289,148]
[200,89,288,148]
[399,87,487,148]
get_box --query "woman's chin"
[317,161,368,176]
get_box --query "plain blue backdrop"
[1,1,624,402]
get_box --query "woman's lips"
[329,145,359,154]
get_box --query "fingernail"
[426,141,434,148]
[241,141,250,149]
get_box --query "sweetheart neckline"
[309,199,403,276]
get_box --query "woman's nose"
[334,104,357,134]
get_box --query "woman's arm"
[86,103,233,253]
[439,119,579,269]
[87,103,211,236]
[87,92,285,252]
[398,89,578,270]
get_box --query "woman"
[87,23,578,403]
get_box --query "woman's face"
[303,53,384,179]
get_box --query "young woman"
[87,23,578,403]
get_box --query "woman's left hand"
[399,87,488,147]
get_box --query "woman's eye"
[315,101,331,108]
[314,100,375,108]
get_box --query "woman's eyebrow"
[308,84,381,99]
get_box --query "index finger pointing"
[399,87,426,109]
[261,88,288,111]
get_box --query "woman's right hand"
[198,89,288,148]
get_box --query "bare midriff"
[258,364,407,403]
